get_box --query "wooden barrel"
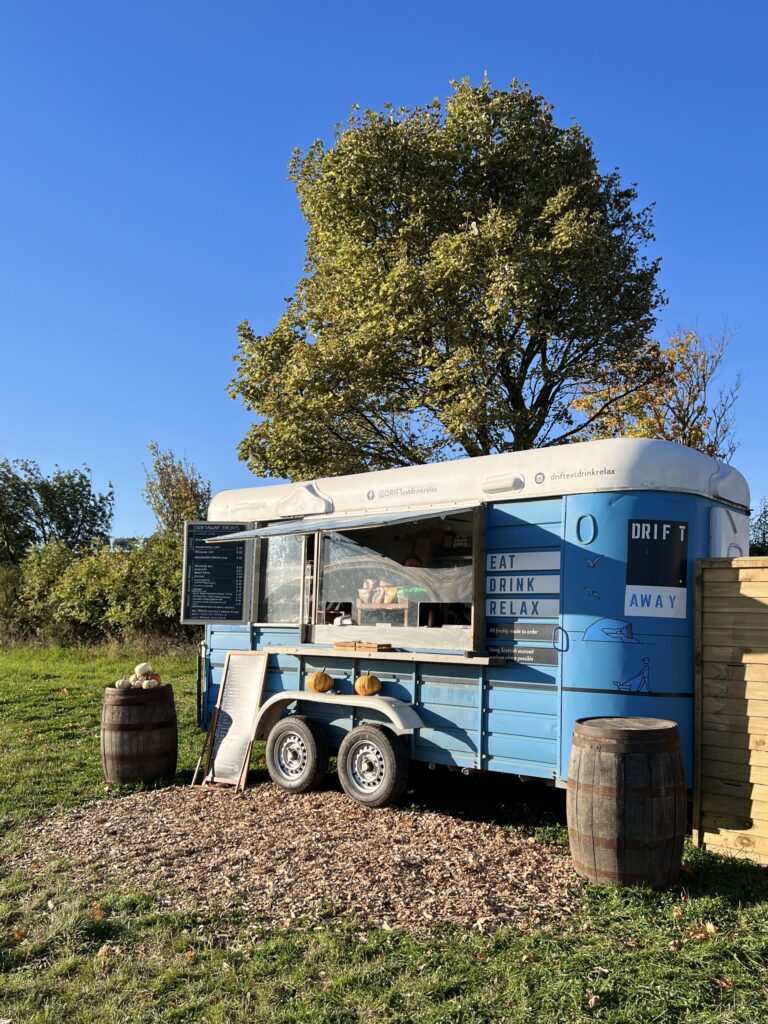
[566,716,686,889]
[101,685,178,784]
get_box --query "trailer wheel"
[266,715,328,793]
[337,724,408,808]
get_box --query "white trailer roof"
[207,438,749,524]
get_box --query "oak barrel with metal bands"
[101,685,178,784]
[566,716,686,889]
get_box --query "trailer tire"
[337,724,409,808]
[266,715,328,793]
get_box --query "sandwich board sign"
[194,651,268,792]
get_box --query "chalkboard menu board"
[181,521,253,624]
[204,651,268,789]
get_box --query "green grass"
[2,646,768,1023]
[0,645,200,834]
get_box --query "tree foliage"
[0,459,114,564]
[3,533,191,645]
[751,497,768,556]
[0,460,36,565]
[143,442,212,535]
[231,78,665,480]
[50,544,127,644]
[15,540,75,640]
[572,330,740,460]
[0,445,209,644]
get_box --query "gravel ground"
[17,783,580,931]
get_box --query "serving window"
[312,510,478,651]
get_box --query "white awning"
[205,504,479,544]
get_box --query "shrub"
[17,541,74,643]
[2,533,199,646]
[113,532,190,640]
[0,563,23,642]
[53,545,129,643]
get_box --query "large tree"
[0,459,114,564]
[143,442,212,535]
[572,330,740,461]
[231,78,665,479]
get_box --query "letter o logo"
[575,513,598,545]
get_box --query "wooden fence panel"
[694,558,768,865]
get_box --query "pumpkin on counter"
[306,670,334,693]
[354,673,382,696]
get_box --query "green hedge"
[0,534,197,645]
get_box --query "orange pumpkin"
[354,673,382,696]
[149,672,162,684]
[306,670,334,693]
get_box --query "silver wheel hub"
[276,731,308,780]
[347,740,386,792]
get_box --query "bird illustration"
[582,585,600,599]
[584,554,604,569]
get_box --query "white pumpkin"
[113,678,131,689]
[141,679,159,689]
[134,662,153,678]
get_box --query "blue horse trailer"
[195,438,749,806]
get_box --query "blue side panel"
[241,648,487,768]
[295,652,419,748]
[264,653,301,701]
[486,684,559,716]
[203,624,252,727]
[416,727,478,766]
[483,498,563,779]
[559,490,713,784]
[414,663,483,768]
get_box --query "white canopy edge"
[208,440,750,524]
[205,503,479,544]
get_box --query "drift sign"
[624,519,688,619]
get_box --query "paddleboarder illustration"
[584,618,643,643]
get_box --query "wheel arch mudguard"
[254,690,423,741]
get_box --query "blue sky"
[1,1,766,537]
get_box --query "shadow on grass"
[682,841,768,905]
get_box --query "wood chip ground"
[16,784,580,931]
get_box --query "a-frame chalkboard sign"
[192,651,268,793]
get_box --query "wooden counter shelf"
[262,644,500,666]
